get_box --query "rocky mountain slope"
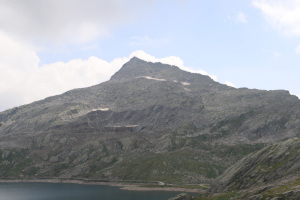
[202,138,300,199]
[0,57,300,184]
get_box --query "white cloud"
[0,0,150,44]
[296,44,300,54]
[237,12,247,23]
[253,0,300,36]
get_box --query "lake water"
[0,182,182,200]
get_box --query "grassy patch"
[0,148,32,177]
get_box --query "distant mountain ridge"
[0,57,299,184]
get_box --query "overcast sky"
[0,0,300,111]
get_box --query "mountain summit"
[111,57,225,92]
[112,57,214,83]
[0,58,299,183]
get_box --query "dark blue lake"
[0,182,182,200]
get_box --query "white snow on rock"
[181,82,191,86]
[141,76,166,81]
[125,125,138,127]
[92,107,109,111]
[112,125,138,128]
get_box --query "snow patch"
[184,88,191,91]
[112,125,138,128]
[92,107,109,111]
[141,76,166,81]
[125,125,138,127]
[181,82,191,86]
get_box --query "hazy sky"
[0,0,300,111]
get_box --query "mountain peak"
[110,56,219,89]
[111,56,178,81]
